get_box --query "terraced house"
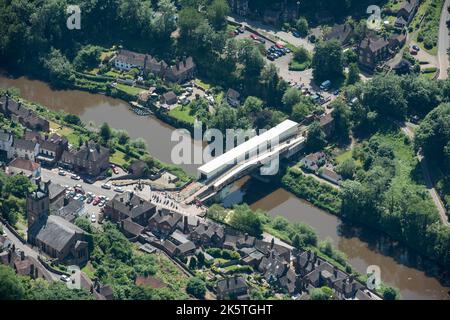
[60,140,110,177]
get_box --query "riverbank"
[1,73,449,299]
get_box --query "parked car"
[86,197,93,204]
[91,214,96,223]
[60,275,70,282]
[114,187,124,193]
[92,197,100,206]
[58,170,66,176]
[112,167,119,175]
[292,31,301,38]
[412,45,420,51]
[101,183,112,190]
[250,34,258,40]
[71,174,80,180]
[320,80,331,91]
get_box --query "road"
[0,221,60,280]
[400,123,449,226]
[438,0,450,80]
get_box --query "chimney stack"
[183,216,189,234]
[20,251,25,261]
[244,233,248,241]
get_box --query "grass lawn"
[289,59,311,71]
[168,105,196,124]
[194,78,211,91]
[116,83,144,96]
[105,70,122,78]
[81,262,96,279]
[335,150,353,164]
[110,150,129,167]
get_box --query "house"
[147,208,182,238]
[324,24,354,46]
[163,230,196,257]
[0,130,14,160]
[318,167,343,185]
[240,248,265,268]
[0,96,49,132]
[318,113,335,137]
[254,238,291,263]
[164,57,196,84]
[395,0,419,28]
[145,58,168,78]
[216,276,249,300]
[303,260,347,291]
[113,49,147,71]
[58,199,85,222]
[161,91,178,105]
[177,215,201,234]
[48,182,66,213]
[228,0,249,16]
[0,246,53,281]
[27,178,89,265]
[358,36,390,70]
[7,157,41,178]
[190,222,225,247]
[389,33,407,51]
[60,140,110,177]
[300,152,326,172]
[34,133,68,166]
[120,219,145,238]
[104,191,156,227]
[226,88,241,107]
[11,138,39,161]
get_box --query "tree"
[75,217,93,233]
[42,49,73,87]
[186,277,206,299]
[336,158,356,180]
[0,265,25,300]
[331,99,351,142]
[291,100,313,123]
[229,204,263,237]
[415,103,450,163]
[306,122,326,150]
[382,286,399,300]
[207,0,230,30]
[63,114,81,126]
[312,40,344,82]
[178,7,205,39]
[4,175,33,198]
[347,63,360,85]
[73,45,101,71]
[363,74,407,120]
[282,87,302,113]
[295,17,309,37]
[188,256,197,270]
[100,122,112,142]
[293,46,311,64]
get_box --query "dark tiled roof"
[217,277,247,293]
[28,215,85,252]
[108,192,155,219]
[12,138,37,151]
[122,218,144,236]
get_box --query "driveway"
[437,0,450,79]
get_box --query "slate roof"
[48,183,66,201]
[28,215,85,252]
[0,130,13,142]
[217,276,248,293]
[108,191,155,219]
[122,218,144,236]
[12,138,37,151]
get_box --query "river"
[1,73,449,300]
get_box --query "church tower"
[27,178,50,228]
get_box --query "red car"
[250,34,258,40]
[92,197,100,206]
[112,167,119,175]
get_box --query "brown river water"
[1,73,449,300]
